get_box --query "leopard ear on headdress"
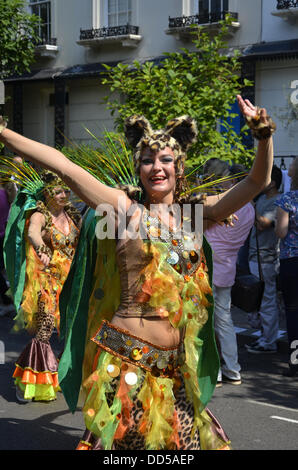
[124,115,153,148]
[164,116,198,151]
[40,169,56,184]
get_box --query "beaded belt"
[92,320,185,378]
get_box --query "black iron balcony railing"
[35,37,57,46]
[276,0,298,9]
[168,11,238,28]
[80,24,139,40]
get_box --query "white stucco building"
[241,0,298,168]
[3,0,297,164]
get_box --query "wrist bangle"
[245,107,276,140]
[0,116,8,135]
[35,244,52,259]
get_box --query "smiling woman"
[0,95,275,449]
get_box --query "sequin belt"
[92,320,185,378]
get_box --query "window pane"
[108,0,117,14]
[199,0,209,14]
[223,0,229,10]
[211,0,221,12]
[108,14,117,26]
[119,0,128,11]
[31,5,39,15]
[118,13,128,24]
[108,0,132,27]
[40,3,49,23]
[40,23,47,40]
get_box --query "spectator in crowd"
[275,156,298,377]
[280,157,295,194]
[246,165,282,354]
[204,161,255,386]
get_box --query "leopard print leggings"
[35,295,56,344]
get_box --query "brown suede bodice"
[113,207,202,319]
[114,238,156,317]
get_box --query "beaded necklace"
[142,207,202,278]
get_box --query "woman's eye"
[141,159,153,165]
[162,158,173,163]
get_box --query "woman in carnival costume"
[0,162,81,403]
[0,95,275,449]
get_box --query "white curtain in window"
[108,0,132,26]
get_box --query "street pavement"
[0,303,297,451]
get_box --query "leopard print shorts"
[79,376,200,450]
[113,379,200,450]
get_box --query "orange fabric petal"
[114,373,134,440]
[13,365,58,387]
[76,442,92,450]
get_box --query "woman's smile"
[149,175,167,184]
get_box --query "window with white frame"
[29,0,52,43]
[198,0,229,19]
[107,0,132,27]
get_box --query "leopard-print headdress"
[124,115,198,176]
[40,169,69,197]
[37,170,81,228]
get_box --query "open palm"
[237,95,269,124]
[236,95,258,118]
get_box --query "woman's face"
[46,186,70,208]
[139,147,176,202]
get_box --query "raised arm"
[0,122,131,213]
[203,96,274,223]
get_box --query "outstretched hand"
[236,95,269,124]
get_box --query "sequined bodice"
[51,220,80,259]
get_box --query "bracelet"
[245,107,276,140]
[223,215,234,226]
[0,116,7,135]
[35,244,52,259]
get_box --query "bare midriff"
[111,314,182,348]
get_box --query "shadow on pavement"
[0,408,82,450]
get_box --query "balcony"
[34,38,59,59]
[77,24,142,49]
[165,11,240,40]
[271,1,298,24]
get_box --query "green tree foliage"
[0,0,40,79]
[102,19,255,169]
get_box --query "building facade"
[4,0,297,163]
[241,0,298,169]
